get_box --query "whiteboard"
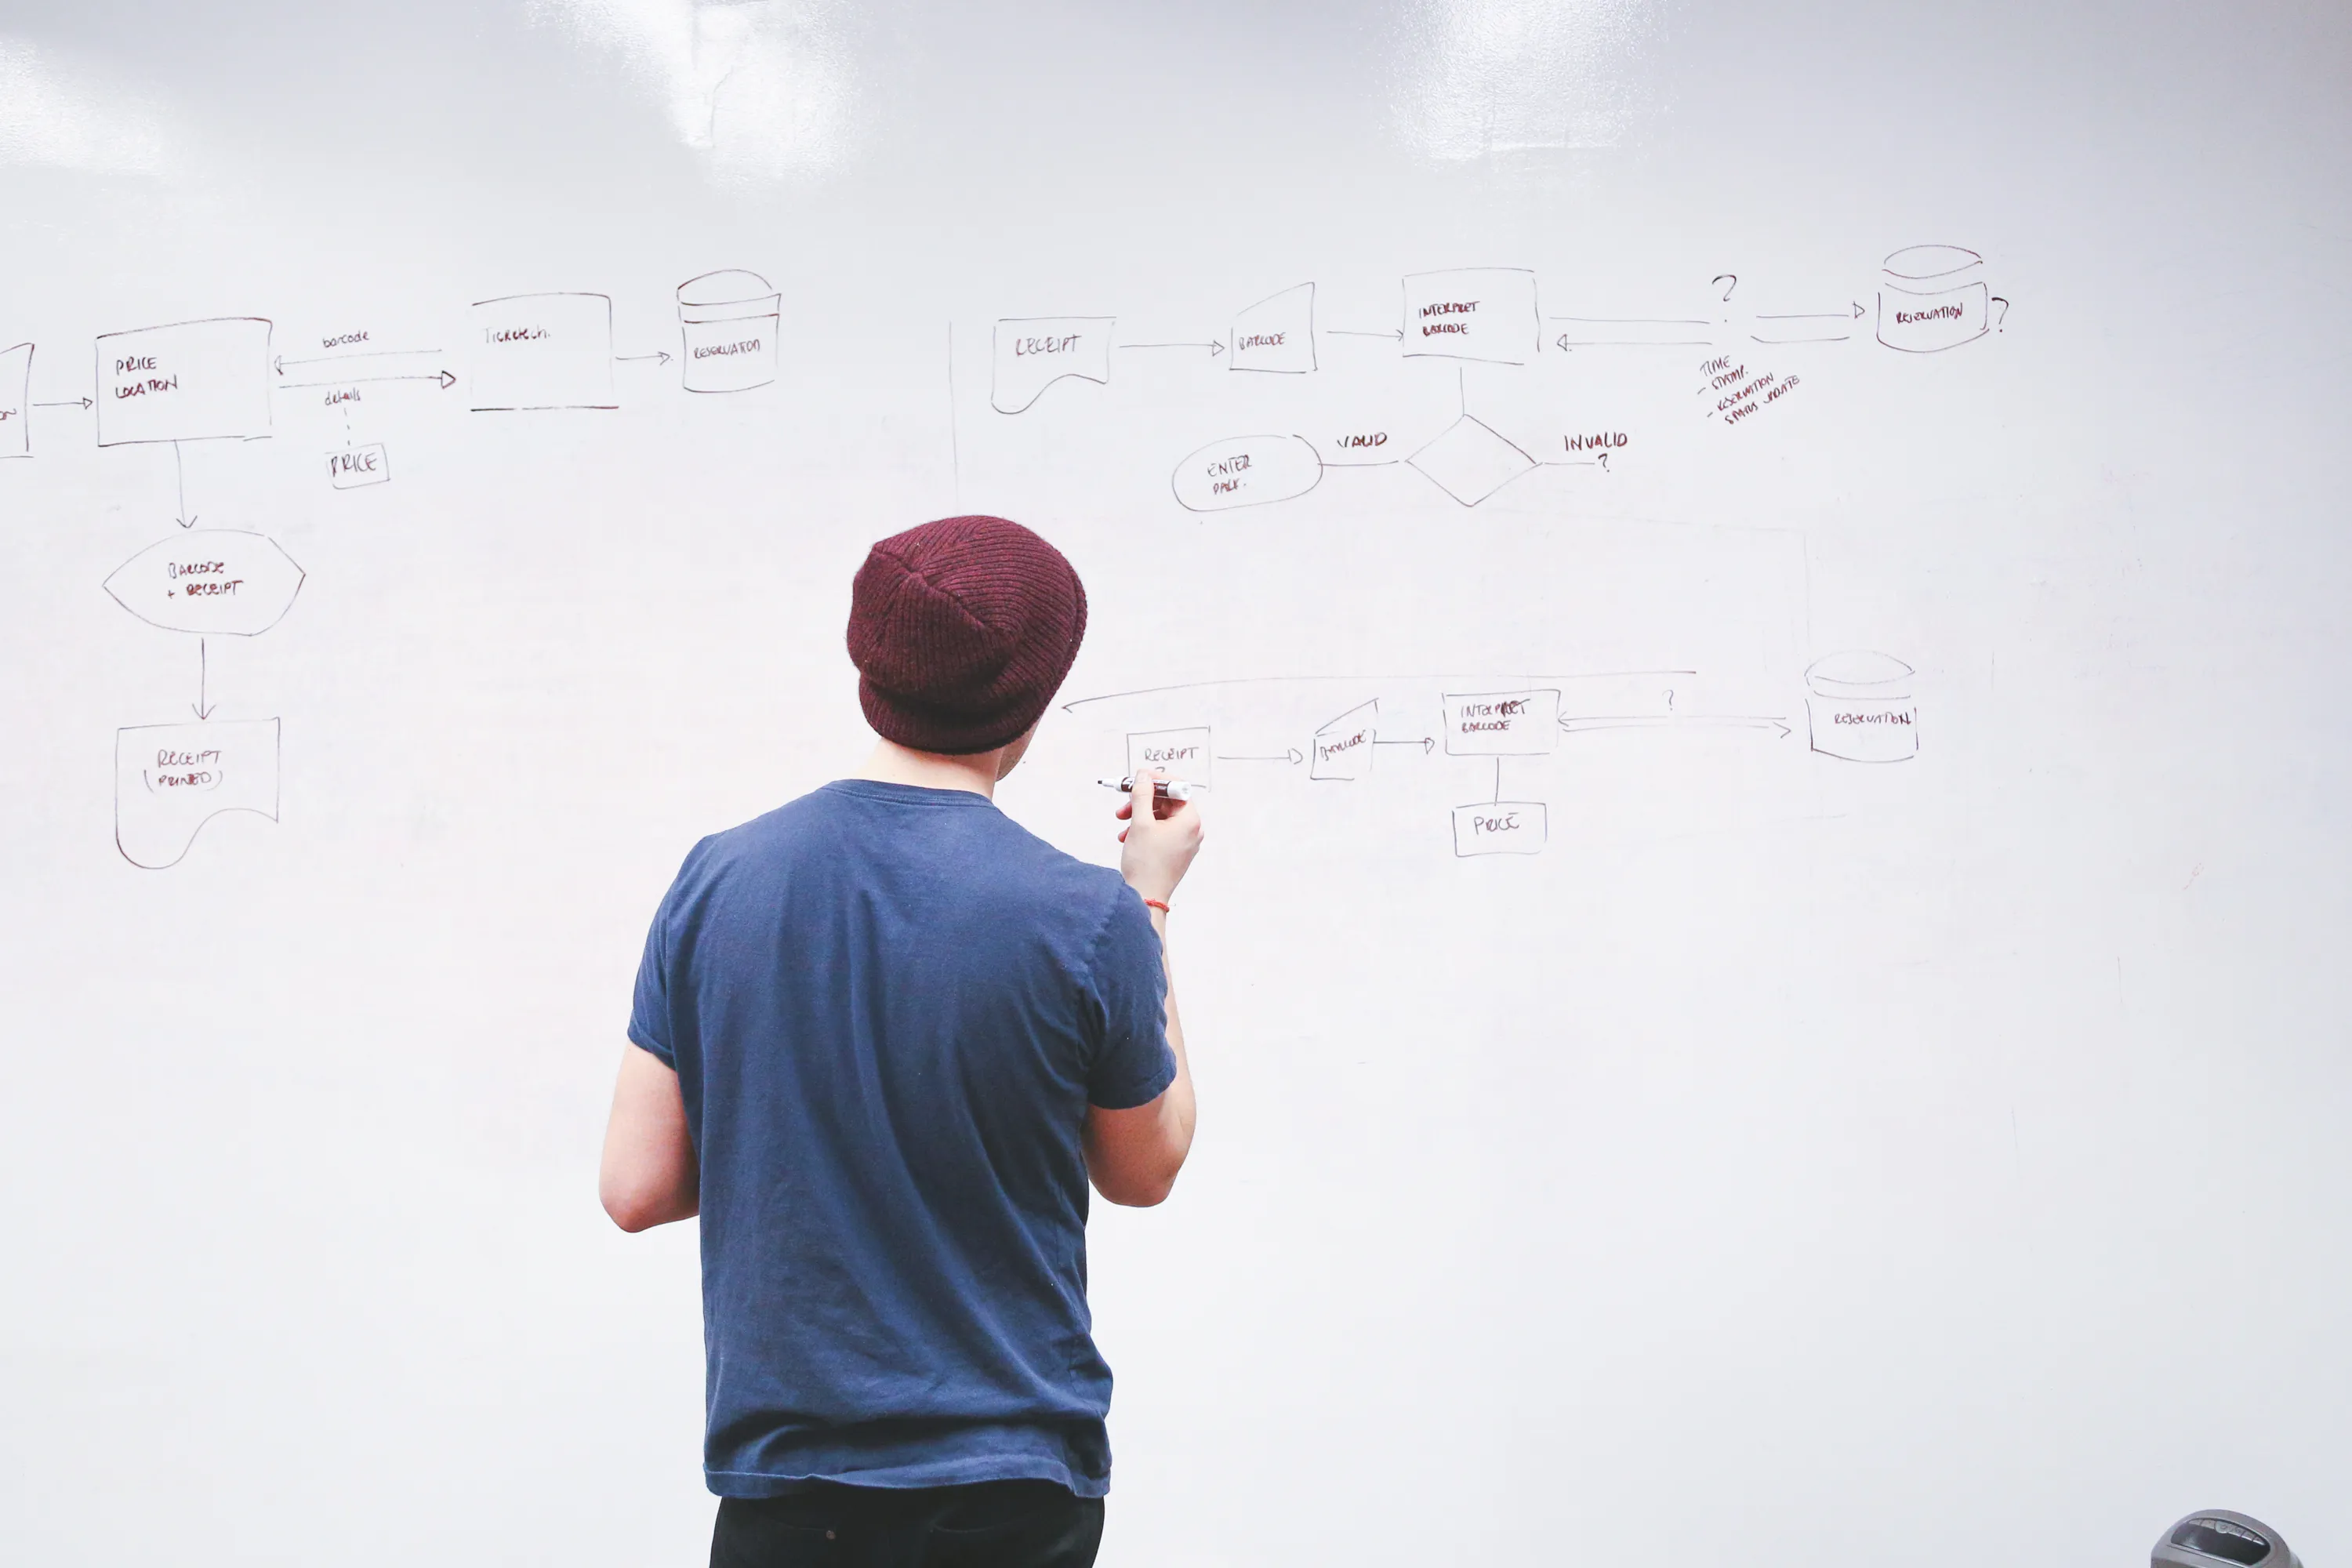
[3,3,2347,1563]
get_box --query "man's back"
[601,514,1203,1566]
[628,779,1174,1498]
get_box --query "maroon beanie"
[847,515,1089,755]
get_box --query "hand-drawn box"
[1229,282,1316,375]
[1311,700,1377,781]
[95,318,274,446]
[1127,728,1211,789]
[1452,801,1546,856]
[1878,281,1987,353]
[470,292,616,412]
[0,342,29,458]
[1402,268,1539,365]
[326,443,390,489]
[1440,688,1560,755]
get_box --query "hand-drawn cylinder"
[677,270,780,393]
[1876,245,1990,354]
[1805,651,1918,763]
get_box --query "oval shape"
[1170,434,1322,512]
[103,528,307,637]
[1806,649,1914,698]
[677,268,776,312]
[1882,244,1982,282]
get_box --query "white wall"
[2,2,2347,1563]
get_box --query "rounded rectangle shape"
[1440,688,1561,755]
[1402,268,1538,364]
[95,318,273,446]
[1452,800,1546,855]
[1171,434,1322,511]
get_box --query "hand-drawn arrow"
[1116,340,1224,355]
[192,637,216,720]
[1560,713,1791,739]
[1373,736,1436,754]
[172,441,197,528]
[615,351,673,365]
[275,350,442,375]
[1755,303,1866,321]
[1749,303,1867,343]
[1215,749,1304,764]
[1327,328,1403,341]
[34,396,93,410]
[274,370,457,390]
[1549,315,1712,348]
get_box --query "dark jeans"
[712,1480,1104,1568]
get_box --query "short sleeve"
[1083,884,1176,1109]
[626,859,689,1069]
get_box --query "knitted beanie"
[846,515,1089,755]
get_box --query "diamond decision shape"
[1408,415,1536,506]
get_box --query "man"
[599,514,1203,1568]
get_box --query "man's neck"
[857,738,999,800]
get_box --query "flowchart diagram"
[1067,652,1917,859]
[86,316,293,867]
[987,247,2010,514]
[9,253,1939,869]
[6,270,779,867]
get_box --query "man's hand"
[1116,768,1203,905]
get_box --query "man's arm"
[1084,906,1194,1206]
[599,1044,699,1231]
[1085,771,1203,1207]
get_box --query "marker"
[1098,775,1199,802]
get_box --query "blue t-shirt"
[627,780,1175,1499]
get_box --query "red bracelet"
[1142,898,1171,915]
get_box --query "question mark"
[1712,274,1737,303]
[1664,688,1676,712]
[1990,296,2010,330]
[1595,452,1610,472]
